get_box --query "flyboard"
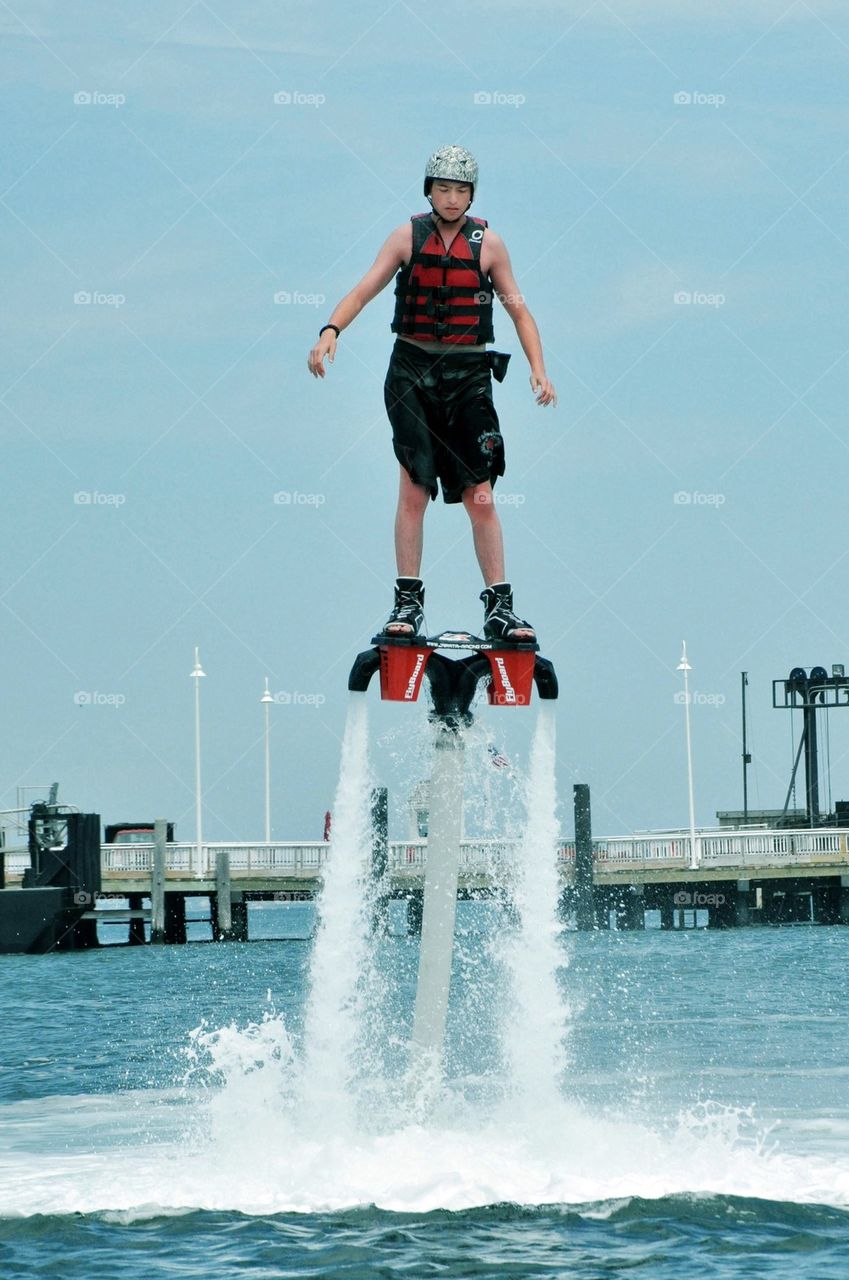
[349,628,558,1071]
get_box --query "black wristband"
[319,324,340,339]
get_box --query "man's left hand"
[530,372,557,407]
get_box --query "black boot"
[382,577,425,637]
[480,582,536,643]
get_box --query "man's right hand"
[308,331,337,378]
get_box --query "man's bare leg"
[462,481,534,640]
[395,465,430,577]
[462,481,505,585]
[384,466,430,635]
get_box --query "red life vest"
[391,213,495,345]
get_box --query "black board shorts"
[384,339,506,504]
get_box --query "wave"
[1,1047,848,1220]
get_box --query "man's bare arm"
[308,225,410,378]
[487,232,557,407]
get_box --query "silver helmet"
[424,144,478,199]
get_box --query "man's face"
[430,180,472,220]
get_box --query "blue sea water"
[1,907,848,1278]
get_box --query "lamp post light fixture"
[677,641,699,871]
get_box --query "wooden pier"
[4,821,849,945]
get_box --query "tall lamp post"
[677,641,698,871]
[190,647,206,877]
[261,677,273,842]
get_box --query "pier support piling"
[150,818,167,945]
[573,783,595,931]
[164,893,186,944]
[840,876,849,925]
[406,890,424,935]
[616,884,645,931]
[215,848,234,940]
[229,893,248,941]
[370,787,391,934]
[128,894,146,945]
[659,894,675,930]
[735,880,751,928]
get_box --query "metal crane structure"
[773,665,849,827]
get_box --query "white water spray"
[299,693,374,1129]
[500,704,568,1112]
[6,696,849,1218]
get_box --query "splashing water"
[5,699,849,1221]
[296,693,376,1133]
[499,704,568,1114]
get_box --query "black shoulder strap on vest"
[409,213,488,266]
[411,212,435,258]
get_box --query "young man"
[307,144,556,642]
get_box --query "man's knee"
[463,483,498,520]
[398,474,431,516]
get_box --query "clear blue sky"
[3,0,849,842]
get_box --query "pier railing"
[5,828,849,883]
[101,841,328,877]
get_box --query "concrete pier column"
[370,787,391,934]
[229,893,248,941]
[659,893,675,930]
[839,875,849,924]
[735,879,751,927]
[164,893,186,944]
[150,818,167,945]
[573,784,595,931]
[762,885,786,925]
[614,885,644,930]
[406,889,424,935]
[128,894,145,945]
[814,880,839,925]
[557,887,574,927]
[708,886,736,928]
[215,849,234,940]
[594,891,612,930]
